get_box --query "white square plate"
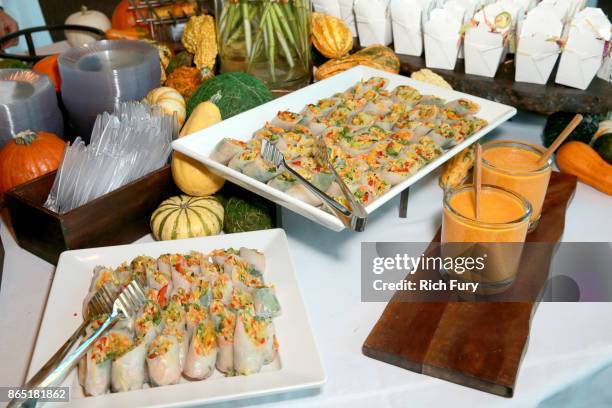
[173,66,517,231]
[28,229,325,407]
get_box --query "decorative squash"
[556,141,612,196]
[167,51,194,75]
[164,66,203,100]
[182,15,217,71]
[144,87,186,126]
[32,54,61,92]
[141,39,173,81]
[172,101,225,196]
[112,0,148,29]
[150,195,224,240]
[0,130,66,196]
[312,12,353,59]
[65,6,111,47]
[315,45,400,81]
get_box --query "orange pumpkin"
[0,130,66,195]
[112,0,148,29]
[105,27,149,40]
[32,54,61,92]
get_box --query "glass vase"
[215,0,312,91]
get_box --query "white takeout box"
[313,0,342,17]
[464,26,506,77]
[555,8,612,90]
[355,0,393,46]
[339,0,358,36]
[390,0,431,56]
[423,8,463,69]
[515,13,563,84]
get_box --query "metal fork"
[261,140,368,231]
[9,280,146,408]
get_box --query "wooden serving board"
[362,172,578,397]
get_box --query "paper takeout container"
[555,8,611,90]
[355,0,393,46]
[391,0,424,56]
[4,166,179,265]
[423,9,462,70]
[464,26,506,77]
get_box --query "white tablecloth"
[1,111,611,407]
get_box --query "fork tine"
[130,280,147,302]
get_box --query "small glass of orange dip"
[441,184,532,294]
[481,140,552,232]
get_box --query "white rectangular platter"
[28,229,325,408]
[173,66,517,231]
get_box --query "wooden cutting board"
[362,172,578,397]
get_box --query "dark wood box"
[5,166,179,265]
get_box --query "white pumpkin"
[144,87,187,126]
[65,6,111,47]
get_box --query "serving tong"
[261,139,368,231]
[9,280,146,408]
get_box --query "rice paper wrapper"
[253,287,282,318]
[147,335,182,386]
[112,340,147,392]
[355,0,393,46]
[234,312,266,375]
[84,355,111,396]
[184,321,218,380]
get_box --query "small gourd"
[556,141,612,196]
[144,87,186,126]
[312,12,353,59]
[150,195,224,240]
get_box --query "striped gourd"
[151,195,224,241]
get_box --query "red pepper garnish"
[158,285,169,308]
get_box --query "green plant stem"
[270,6,294,68]
[242,1,252,56]
[265,19,276,82]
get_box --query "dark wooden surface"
[362,172,578,398]
[397,54,611,116]
[5,165,180,265]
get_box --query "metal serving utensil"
[9,280,146,408]
[261,139,367,231]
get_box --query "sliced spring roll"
[170,286,191,307]
[162,300,187,329]
[146,269,172,307]
[234,309,266,375]
[380,155,423,186]
[229,262,264,294]
[210,300,236,373]
[147,335,181,386]
[157,253,175,275]
[326,104,353,125]
[184,251,205,276]
[252,122,284,143]
[111,334,146,392]
[212,274,234,305]
[352,184,376,205]
[253,287,281,318]
[286,184,323,207]
[200,260,221,282]
[210,248,239,267]
[305,116,328,135]
[262,319,279,365]
[419,95,446,106]
[130,255,156,285]
[390,129,417,146]
[171,255,195,292]
[210,138,248,164]
[360,171,390,199]
[348,111,377,133]
[392,85,422,105]
[162,324,189,370]
[229,287,255,311]
[186,302,207,338]
[351,76,389,96]
[134,300,162,348]
[228,149,259,172]
[242,158,279,183]
[270,111,303,130]
[407,104,440,122]
[84,344,111,396]
[268,172,298,192]
[239,248,265,274]
[79,315,108,388]
[412,136,444,162]
[190,276,213,307]
[429,122,461,149]
[114,262,132,287]
[445,98,480,116]
[183,320,218,380]
[363,99,393,116]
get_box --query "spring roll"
[238,248,265,274]
[212,274,234,306]
[242,158,279,183]
[79,315,107,388]
[186,302,207,338]
[268,172,298,192]
[271,111,303,130]
[114,262,132,288]
[200,260,221,282]
[262,319,279,365]
[147,335,181,386]
[229,287,255,311]
[210,300,236,374]
[111,334,146,392]
[171,255,195,292]
[134,301,162,348]
[228,149,259,172]
[234,309,266,375]
[130,255,156,285]
[253,287,281,318]
[210,248,239,267]
[190,276,213,307]
[183,320,218,380]
[162,300,187,329]
[162,324,189,370]
[392,84,422,105]
[184,252,205,276]
[210,138,248,164]
[85,327,131,396]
